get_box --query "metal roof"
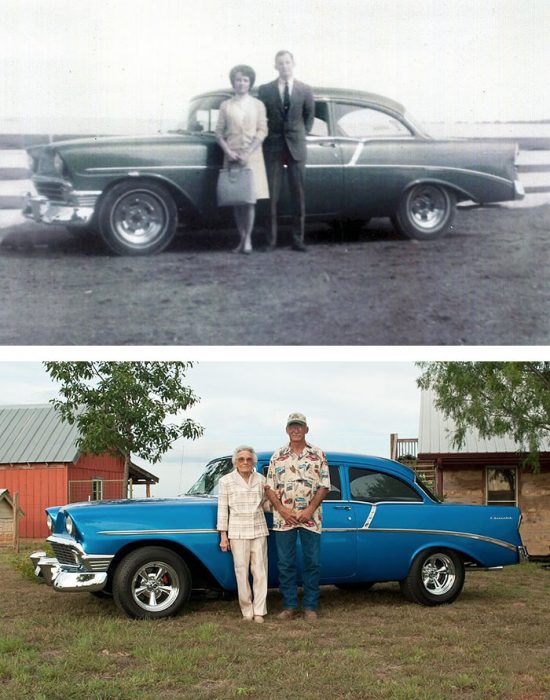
[0,404,80,464]
[418,389,550,455]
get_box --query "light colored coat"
[215,96,270,199]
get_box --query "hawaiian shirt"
[266,442,331,533]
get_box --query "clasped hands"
[226,148,250,166]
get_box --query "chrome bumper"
[30,549,108,593]
[518,545,529,563]
[22,192,97,226]
[514,179,525,199]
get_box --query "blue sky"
[0,361,422,496]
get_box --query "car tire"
[112,546,191,619]
[400,548,465,606]
[393,184,456,240]
[98,180,177,255]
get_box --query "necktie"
[283,81,290,118]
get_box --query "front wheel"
[98,180,177,255]
[392,184,456,240]
[112,546,191,619]
[400,549,464,606]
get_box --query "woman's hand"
[226,148,240,162]
[220,533,230,552]
[237,151,250,166]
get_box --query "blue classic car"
[31,452,527,619]
[23,88,524,255]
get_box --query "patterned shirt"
[266,442,331,533]
[217,470,269,540]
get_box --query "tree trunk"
[123,453,131,498]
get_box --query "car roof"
[252,450,417,483]
[192,87,406,116]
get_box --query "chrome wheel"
[407,184,449,231]
[110,190,169,246]
[393,184,456,241]
[131,561,180,612]
[421,553,456,596]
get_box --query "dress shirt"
[217,469,269,539]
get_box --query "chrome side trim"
[98,528,217,536]
[363,504,377,528]
[361,527,518,552]
[85,165,209,173]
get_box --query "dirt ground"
[0,204,548,345]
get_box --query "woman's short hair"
[232,445,258,466]
[229,64,256,89]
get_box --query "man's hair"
[232,445,258,466]
[275,50,294,62]
[229,64,256,88]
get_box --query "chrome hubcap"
[408,185,448,230]
[111,190,168,245]
[421,553,456,595]
[132,561,180,611]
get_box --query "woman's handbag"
[216,166,256,206]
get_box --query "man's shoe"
[303,609,318,621]
[277,609,297,620]
[291,242,308,252]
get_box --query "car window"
[349,468,422,503]
[325,466,342,501]
[334,103,411,138]
[187,96,227,133]
[309,102,330,137]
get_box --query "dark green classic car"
[23,88,524,255]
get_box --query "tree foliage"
[45,362,204,492]
[417,361,550,469]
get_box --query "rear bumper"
[514,179,525,199]
[518,545,529,563]
[30,548,108,593]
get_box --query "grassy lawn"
[1,543,549,700]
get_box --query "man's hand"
[278,505,300,526]
[295,506,315,523]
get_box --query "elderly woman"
[215,65,269,254]
[217,445,269,622]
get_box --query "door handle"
[319,141,337,148]
[334,505,352,511]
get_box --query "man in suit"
[258,51,315,252]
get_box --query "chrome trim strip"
[361,527,518,552]
[323,528,360,533]
[85,165,208,173]
[98,528,217,536]
[363,504,377,528]
[349,142,364,166]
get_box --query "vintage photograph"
[0,0,548,344]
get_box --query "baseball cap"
[286,412,307,426]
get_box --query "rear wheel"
[400,549,464,606]
[112,546,191,619]
[392,184,456,240]
[98,180,177,255]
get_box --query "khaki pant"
[230,536,268,618]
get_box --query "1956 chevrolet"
[31,452,528,619]
[23,87,524,255]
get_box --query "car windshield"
[186,456,234,496]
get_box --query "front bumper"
[514,179,525,199]
[22,190,99,226]
[518,545,529,563]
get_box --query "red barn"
[0,404,158,539]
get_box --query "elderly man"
[265,412,330,620]
[217,445,269,622]
[258,50,315,252]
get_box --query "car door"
[332,101,417,217]
[347,466,426,582]
[319,465,357,581]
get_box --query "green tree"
[417,361,550,469]
[45,361,204,495]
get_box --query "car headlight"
[46,514,53,532]
[65,515,74,536]
[53,152,66,175]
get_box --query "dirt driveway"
[0,204,548,345]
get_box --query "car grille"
[35,181,66,201]
[51,541,79,567]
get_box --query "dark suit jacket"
[258,79,315,162]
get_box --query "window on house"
[486,467,517,506]
[91,479,104,501]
